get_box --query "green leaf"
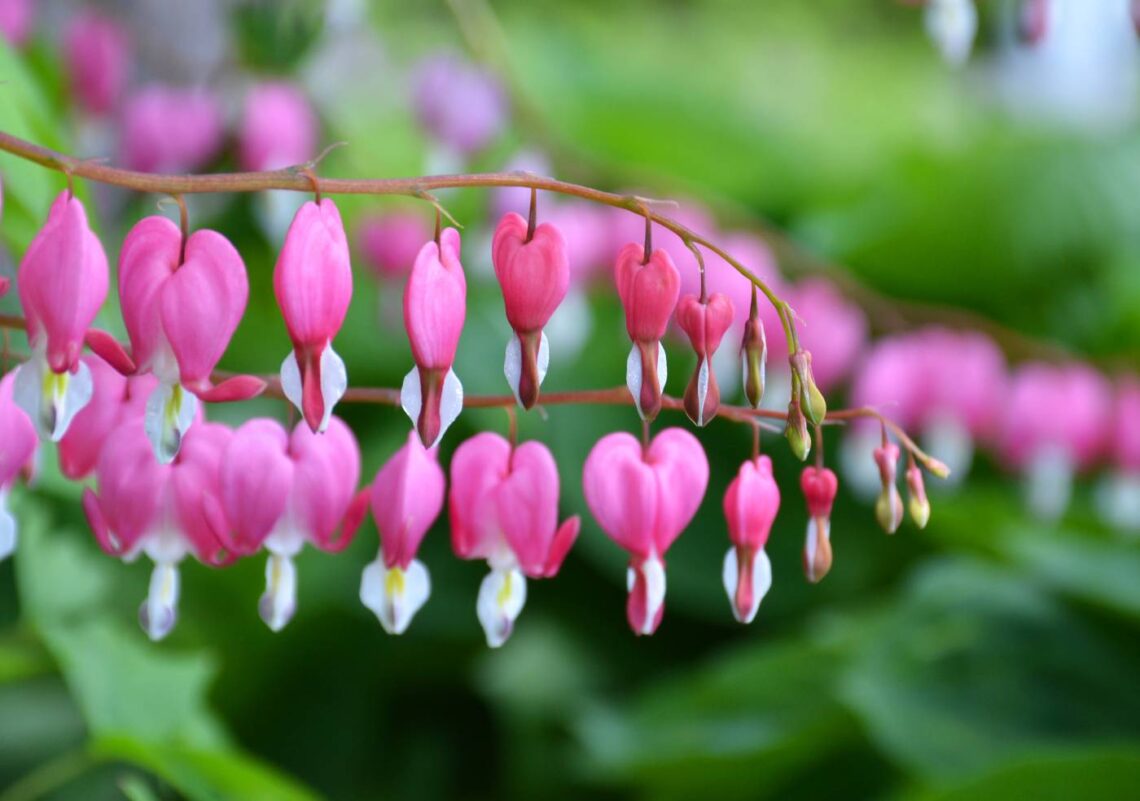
[839,559,1140,779]
[93,735,323,801]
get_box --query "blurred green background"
[1,0,1139,799]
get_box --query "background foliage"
[1,0,1138,799]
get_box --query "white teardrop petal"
[280,350,303,416]
[636,555,666,636]
[476,566,527,648]
[144,382,198,464]
[696,357,710,426]
[139,561,180,642]
[317,344,348,433]
[435,368,464,447]
[0,494,16,562]
[259,552,297,632]
[360,553,431,635]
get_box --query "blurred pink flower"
[412,53,507,155]
[64,10,131,116]
[356,211,431,281]
[238,81,318,172]
[121,85,224,173]
[787,278,868,393]
[0,0,31,47]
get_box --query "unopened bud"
[785,399,811,461]
[740,292,767,409]
[924,456,951,480]
[873,442,902,535]
[790,350,827,426]
[906,464,930,528]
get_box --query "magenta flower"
[722,455,780,624]
[492,211,570,408]
[412,53,507,156]
[58,356,156,480]
[274,199,353,434]
[117,215,257,461]
[0,0,32,47]
[357,212,431,281]
[999,362,1111,521]
[676,292,735,426]
[614,243,681,421]
[63,10,130,116]
[583,428,708,635]
[358,432,445,635]
[450,432,580,647]
[121,85,223,173]
[0,372,38,561]
[220,417,364,631]
[83,419,233,640]
[14,191,108,441]
[402,227,467,448]
[801,467,838,583]
[238,81,318,172]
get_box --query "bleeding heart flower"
[274,198,353,434]
[14,191,108,441]
[491,211,570,409]
[220,416,365,631]
[58,356,156,480]
[583,427,708,635]
[358,432,445,635]
[116,215,260,462]
[722,455,780,624]
[449,432,580,646]
[614,243,680,421]
[82,419,233,641]
[121,85,224,174]
[801,466,838,583]
[0,372,38,561]
[402,227,466,448]
[238,81,317,172]
[357,212,432,281]
[676,292,734,426]
[63,10,130,116]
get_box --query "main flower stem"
[0,130,792,344]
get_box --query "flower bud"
[790,349,827,426]
[676,292,734,427]
[785,399,811,462]
[615,243,680,422]
[800,466,838,584]
[740,291,767,409]
[906,463,931,529]
[873,442,903,535]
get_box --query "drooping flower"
[83,419,233,640]
[58,356,156,479]
[492,211,570,408]
[238,81,317,172]
[998,362,1110,521]
[801,466,838,583]
[274,199,353,434]
[114,215,259,462]
[121,85,224,173]
[63,10,131,116]
[676,292,734,426]
[359,432,445,635]
[357,212,431,281]
[0,372,38,561]
[873,441,904,534]
[13,191,108,441]
[614,243,681,421]
[220,417,365,631]
[722,455,780,624]
[583,428,708,635]
[402,227,466,448]
[450,432,580,647]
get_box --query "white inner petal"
[1094,471,1140,536]
[696,356,710,426]
[0,493,16,562]
[139,561,180,642]
[1025,445,1074,523]
[721,547,772,625]
[476,566,527,648]
[804,518,830,583]
[502,331,550,407]
[259,552,298,632]
[13,353,94,442]
[280,350,303,414]
[624,343,668,421]
[635,555,667,636]
[360,551,431,635]
[317,344,348,433]
[145,381,198,464]
[436,368,464,447]
[925,0,977,67]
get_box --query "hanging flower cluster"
[0,132,948,649]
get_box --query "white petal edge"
[503,331,550,407]
[145,381,198,464]
[629,555,666,636]
[259,552,297,632]
[722,547,772,624]
[13,354,94,442]
[804,518,831,583]
[278,345,347,434]
[695,356,710,426]
[360,552,431,635]
[0,493,16,561]
[400,365,464,448]
[476,566,527,648]
[139,561,180,642]
[625,343,668,421]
